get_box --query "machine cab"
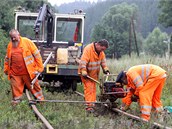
[14,10,85,45]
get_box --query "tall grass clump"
[105,53,172,74]
[0,67,45,128]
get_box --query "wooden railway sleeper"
[26,90,54,129]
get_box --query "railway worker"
[116,64,167,121]
[4,29,44,106]
[78,39,110,113]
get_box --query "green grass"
[0,70,43,129]
[1,54,172,128]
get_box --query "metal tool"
[31,52,53,89]
[30,99,111,104]
[86,75,101,85]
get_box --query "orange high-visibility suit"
[78,43,108,110]
[122,64,167,120]
[4,36,44,101]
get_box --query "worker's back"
[127,64,166,80]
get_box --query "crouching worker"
[78,39,110,113]
[4,29,44,106]
[116,64,167,121]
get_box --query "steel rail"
[74,91,172,129]
[25,89,54,129]
[31,99,110,104]
[112,108,172,129]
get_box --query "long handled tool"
[31,52,53,89]
[86,75,122,90]
[86,75,101,85]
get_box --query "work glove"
[103,67,110,75]
[104,70,110,75]
[131,95,139,102]
[81,71,87,77]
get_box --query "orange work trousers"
[139,77,166,120]
[81,77,96,110]
[10,74,44,101]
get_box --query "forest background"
[0,0,172,60]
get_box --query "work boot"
[86,107,94,116]
[86,108,94,113]
[11,99,21,106]
[86,107,99,117]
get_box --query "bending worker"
[116,64,167,121]
[4,29,44,106]
[78,39,110,112]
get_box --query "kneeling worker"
[116,64,167,121]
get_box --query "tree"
[91,2,139,58]
[0,29,8,67]
[0,0,50,33]
[0,0,51,67]
[143,27,168,57]
[158,0,172,28]
[0,0,15,32]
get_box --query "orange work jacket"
[122,64,166,106]
[78,43,108,80]
[4,36,44,80]
[126,64,166,96]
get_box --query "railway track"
[74,91,172,129]
[25,89,172,129]
[25,89,54,129]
